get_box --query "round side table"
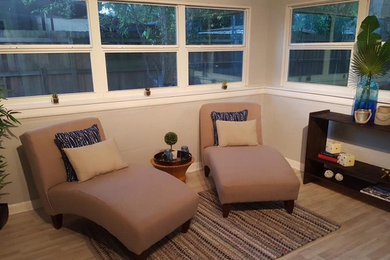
[151,157,194,183]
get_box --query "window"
[189,51,243,85]
[186,8,244,45]
[98,2,176,45]
[286,1,359,87]
[0,2,248,101]
[0,0,92,97]
[98,2,177,91]
[0,53,92,97]
[106,53,177,90]
[0,0,89,44]
[369,0,390,90]
[186,7,245,86]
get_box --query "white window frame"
[184,6,249,88]
[282,0,368,98]
[0,0,251,109]
[0,0,96,105]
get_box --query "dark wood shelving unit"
[303,110,390,201]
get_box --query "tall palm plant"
[351,15,390,109]
[0,89,20,198]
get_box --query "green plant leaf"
[357,16,380,50]
[352,15,390,78]
[0,87,20,197]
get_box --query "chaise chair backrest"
[20,117,105,215]
[199,102,263,152]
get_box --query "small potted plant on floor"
[0,89,20,230]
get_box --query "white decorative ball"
[324,169,334,178]
[335,173,344,181]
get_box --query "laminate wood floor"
[1,170,390,260]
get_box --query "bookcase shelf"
[303,110,390,202]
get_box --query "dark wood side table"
[151,157,194,183]
[304,109,390,205]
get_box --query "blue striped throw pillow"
[210,110,248,146]
[54,124,101,182]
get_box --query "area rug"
[85,190,340,260]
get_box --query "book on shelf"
[317,153,338,163]
[319,151,339,158]
[360,185,390,202]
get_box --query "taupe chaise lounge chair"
[20,117,199,259]
[200,103,300,217]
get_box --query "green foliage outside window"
[98,2,176,45]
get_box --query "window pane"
[369,0,390,41]
[291,2,358,43]
[288,50,350,86]
[369,0,390,90]
[0,53,93,97]
[189,51,243,85]
[186,8,244,45]
[0,0,89,44]
[106,53,177,90]
[99,2,176,45]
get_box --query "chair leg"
[50,214,63,229]
[181,218,192,233]
[204,166,210,177]
[222,204,231,218]
[284,200,294,214]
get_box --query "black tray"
[153,151,192,166]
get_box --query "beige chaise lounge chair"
[20,118,199,259]
[200,103,300,217]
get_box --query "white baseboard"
[9,199,40,215]
[286,158,304,171]
[188,162,202,173]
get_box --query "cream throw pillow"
[63,138,128,182]
[216,119,258,147]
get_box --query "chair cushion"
[210,109,248,146]
[63,138,128,182]
[216,120,258,146]
[54,124,101,182]
[204,145,300,204]
[48,164,199,254]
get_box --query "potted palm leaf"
[351,15,390,123]
[0,89,20,230]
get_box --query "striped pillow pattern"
[210,109,248,146]
[54,124,101,182]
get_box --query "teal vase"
[352,77,379,123]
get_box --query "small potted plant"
[0,89,20,230]
[164,132,178,160]
[164,132,178,151]
[144,88,151,96]
[51,93,59,104]
[222,80,228,90]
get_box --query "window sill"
[10,85,265,119]
[9,83,390,119]
[267,83,390,106]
